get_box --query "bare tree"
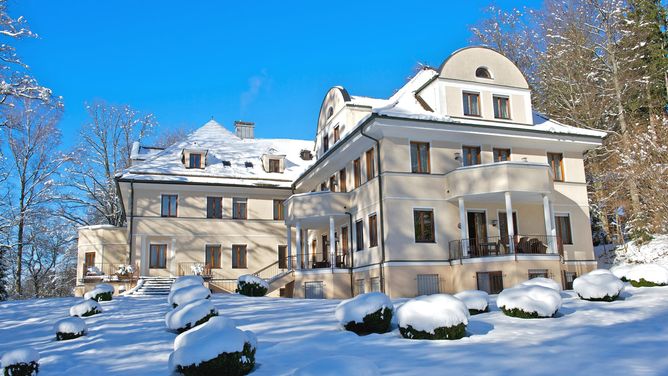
[153,127,188,148]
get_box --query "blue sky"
[14,0,541,147]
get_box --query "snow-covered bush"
[573,269,624,302]
[497,285,562,319]
[454,290,489,315]
[396,294,469,340]
[625,264,668,287]
[293,355,380,376]
[236,275,268,297]
[165,299,218,333]
[54,317,87,341]
[190,263,204,276]
[169,284,211,308]
[519,277,561,291]
[335,292,394,335]
[69,299,103,317]
[86,266,102,275]
[116,264,134,276]
[0,347,40,376]
[168,316,256,376]
[610,264,633,281]
[170,276,205,293]
[84,283,114,301]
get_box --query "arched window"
[327,106,334,119]
[475,67,492,79]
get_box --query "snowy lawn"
[2,287,668,375]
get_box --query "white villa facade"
[76,47,606,299]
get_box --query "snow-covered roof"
[119,119,315,188]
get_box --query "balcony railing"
[177,262,216,278]
[448,235,557,260]
[283,252,351,270]
[81,263,139,283]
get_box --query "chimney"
[235,121,255,139]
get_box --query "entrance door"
[321,234,328,262]
[467,211,488,256]
[498,211,518,253]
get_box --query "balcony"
[448,235,558,260]
[285,191,351,226]
[444,162,553,200]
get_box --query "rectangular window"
[355,219,364,251]
[368,214,378,248]
[339,168,347,193]
[305,281,325,299]
[333,125,340,143]
[462,146,481,167]
[205,245,221,269]
[370,277,381,293]
[563,271,577,290]
[365,149,375,181]
[320,182,328,191]
[341,226,349,255]
[476,271,503,294]
[417,274,440,295]
[207,197,222,219]
[463,92,481,116]
[149,244,167,269]
[161,195,178,217]
[232,244,247,269]
[414,209,435,243]
[528,269,549,279]
[353,158,361,188]
[355,279,366,296]
[410,142,430,173]
[232,197,247,219]
[329,175,337,193]
[278,245,287,269]
[493,148,511,162]
[323,134,329,153]
[493,95,510,119]
[189,153,202,168]
[555,214,573,246]
[85,252,95,267]
[547,153,564,181]
[273,199,284,220]
[268,159,280,173]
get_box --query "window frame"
[273,199,285,221]
[353,158,361,189]
[413,209,436,243]
[410,141,431,174]
[368,213,378,248]
[329,175,337,192]
[278,245,287,269]
[232,197,248,220]
[205,244,222,269]
[149,244,167,269]
[339,168,347,193]
[555,213,573,245]
[268,158,281,173]
[493,95,511,120]
[322,134,329,153]
[206,196,223,219]
[232,244,248,269]
[462,146,482,167]
[355,219,364,251]
[161,194,178,217]
[547,152,565,181]
[333,125,340,143]
[463,91,481,117]
[493,148,511,162]
[365,148,375,181]
[475,67,492,79]
[188,153,203,169]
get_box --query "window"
[410,142,430,173]
[547,153,564,181]
[268,159,281,173]
[463,92,481,116]
[369,214,378,248]
[189,153,202,168]
[477,271,503,294]
[341,226,349,255]
[414,209,435,243]
[149,244,167,269]
[232,197,247,219]
[305,281,325,299]
[417,274,440,295]
[370,277,381,293]
[300,149,313,160]
[320,182,328,191]
[355,279,365,296]
[323,134,329,153]
[355,219,364,251]
[339,168,347,193]
[207,197,222,219]
[333,125,340,143]
[329,175,337,192]
[555,214,573,246]
[365,148,375,181]
[278,245,287,269]
[232,245,247,269]
[327,106,334,119]
[462,146,481,166]
[273,199,284,220]
[476,67,492,79]
[161,195,178,217]
[205,245,221,269]
[528,269,549,279]
[84,252,95,267]
[493,95,510,119]
[563,271,577,290]
[493,148,511,162]
[353,158,361,188]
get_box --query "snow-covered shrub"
[396,294,469,340]
[573,269,624,302]
[236,275,268,297]
[168,316,256,376]
[519,277,561,291]
[625,264,668,287]
[0,347,39,376]
[170,276,205,293]
[165,299,218,333]
[610,264,633,282]
[497,285,562,319]
[54,317,87,341]
[69,299,103,317]
[86,266,102,275]
[335,292,394,335]
[190,263,204,276]
[84,283,114,301]
[454,290,489,315]
[293,355,380,376]
[116,264,134,276]
[169,284,211,308]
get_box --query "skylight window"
[245,161,253,168]
[222,161,231,167]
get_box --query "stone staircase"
[132,276,174,296]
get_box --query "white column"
[140,235,148,276]
[170,237,177,277]
[505,192,516,254]
[295,222,302,270]
[329,216,336,270]
[542,195,555,254]
[287,225,293,269]
[458,198,468,257]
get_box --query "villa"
[76,46,606,299]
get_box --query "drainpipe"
[128,181,135,265]
[360,123,387,294]
[345,210,354,297]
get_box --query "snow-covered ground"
[2,287,668,375]
[598,235,668,268]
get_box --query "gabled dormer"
[262,148,286,173]
[182,148,208,169]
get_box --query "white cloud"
[240,69,270,113]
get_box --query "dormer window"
[189,153,202,169]
[475,67,492,79]
[245,161,253,168]
[222,160,231,167]
[300,149,313,160]
[268,159,280,173]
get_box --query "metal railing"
[284,252,351,270]
[177,262,214,278]
[448,235,557,260]
[81,263,139,282]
